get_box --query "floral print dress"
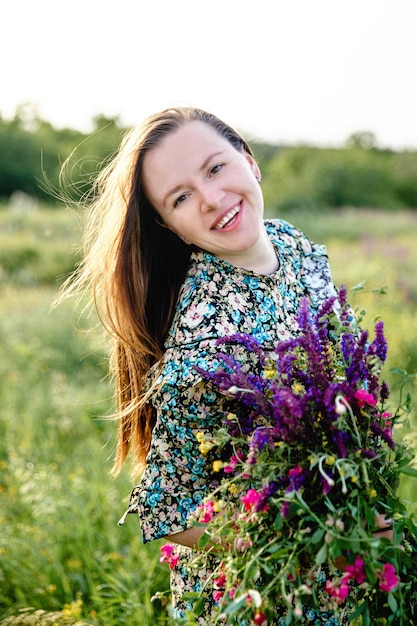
[123,220,344,625]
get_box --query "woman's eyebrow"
[162,150,225,205]
[199,150,224,172]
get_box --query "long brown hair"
[63,107,253,475]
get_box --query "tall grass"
[0,207,171,624]
[0,286,171,624]
[0,205,416,624]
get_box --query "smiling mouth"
[213,205,240,230]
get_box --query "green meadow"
[0,205,416,625]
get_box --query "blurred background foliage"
[1,103,417,213]
[1,105,417,624]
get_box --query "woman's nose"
[199,183,224,212]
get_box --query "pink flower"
[286,464,305,492]
[382,411,394,436]
[197,500,215,523]
[236,536,253,551]
[160,543,179,570]
[241,488,268,512]
[213,589,224,604]
[344,556,366,584]
[224,452,244,473]
[325,579,350,604]
[377,563,400,592]
[354,389,377,409]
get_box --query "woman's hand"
[372,512,394,541]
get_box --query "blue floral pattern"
[123,219,345,624]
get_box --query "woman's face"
[142,121,265,267]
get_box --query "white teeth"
[215,206,239,229]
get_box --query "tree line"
[1,104,417,212]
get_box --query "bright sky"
[2,0,417,149]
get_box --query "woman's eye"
[174,194,188,208]
[209,163,224,176]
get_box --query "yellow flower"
[213,500,224,512]
[292,382,304,394]
[228,484,241,494]
[263,367,276,380]
[326,456,336,465]
[61,596,83,618]
[196,431,216,453]
[368,488,377,498]
[212,460,224,472]
[199,442,214,455]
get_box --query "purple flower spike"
[370,320,388,363]
[370,421,396,451]
[361,449,377,459]
[380,381,390,402]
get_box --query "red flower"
[213,572,226,589]
[253,609,267,625]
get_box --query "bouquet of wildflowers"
[163,286,417,625]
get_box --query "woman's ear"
[244,153,261,182]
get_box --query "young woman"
[69,107,347,624]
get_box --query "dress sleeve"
[266,219,337,311]
[128,344,227,543]
[301,240,338,310]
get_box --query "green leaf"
[181,592,202,601]
[268,548,290,560]
[351,280,367,292]
[192,596,207,617]
[399,467,417,478]
[245,561,260,581]
[362,600,370,626]
[197,532,212,549]
[274,513,283,531]
[315,543,328,565]
[388,591,398,613]
[221,594,248,615]
[311,528,325,544]
[363,502,376,529]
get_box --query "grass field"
[0,205,416,625]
